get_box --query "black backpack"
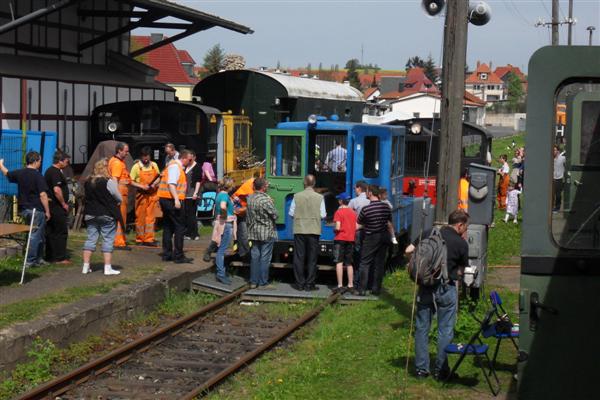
[408,227,448,287]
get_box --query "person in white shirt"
[553,145,566,212]
[324,141,347,172]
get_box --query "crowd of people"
[0,142,219,275]
[204,174,399,296]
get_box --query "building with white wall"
[0,0,251,165]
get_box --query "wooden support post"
[435,0,468,225]
[552,0,559,46]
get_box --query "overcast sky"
[143,0,600,72]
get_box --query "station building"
[0,0,251,165]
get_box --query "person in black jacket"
[44,150,71,263]
[81,158,123,276]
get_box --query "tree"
[506,71,524,109]
[306,63,312,74]
[371,73,378,88]
[344,58,361,89]
[345,58,360,69]
[423,55,438,84]
[276,60,281,70]
[203,44,225,75]
[405,55,425,70]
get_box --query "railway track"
[17,286,339,400]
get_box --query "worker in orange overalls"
[496,154,510,210]
[458,169,469,211]
[108,142,149,250]
[130,146,160,247]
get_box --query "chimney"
[477,61,480,68]
[489,61,493,70]
[150,33,163,44]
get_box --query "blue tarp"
[0,130,58,195]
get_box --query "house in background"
[363,87,380,101]
[494,64,528,99]
[364,68,485,126]
[465,62,505,103]
[363,91,486,126]
[131,34,199,101]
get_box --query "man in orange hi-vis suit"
[458,169,469,211]
[130,146,160,246]
[108,142,149,250]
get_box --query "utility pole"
[552,0,559,45]
[435,0,468,225]
[587,26,596,46]
[568,0,574,45]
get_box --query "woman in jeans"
[212,177,236,284]
[81,158,123,276]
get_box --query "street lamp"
[587,26,595,46]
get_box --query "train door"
[519,47,600,399]
[352,128,388,190]
[309,129,350,221]
[266,129,305,230]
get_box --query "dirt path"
[0,239,211,307]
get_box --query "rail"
[16,288,340,400]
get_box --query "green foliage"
[0,338,59,399]
[344,59,361,90]
[405,55,425,70]
[208,270,519,399]
[507,71,525,110]
[0,290,218,399]
[203,44,225,76]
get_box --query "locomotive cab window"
[309,131,348,219]
[270,136,302,177]
[462,131,482,158]
[178,108,201,135]
[552,82,600,250]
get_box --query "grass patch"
[0,290,217,400]
[0,265,163,329]
[490,133,526,168]
[208,271,518,400]
[488,209,522,266]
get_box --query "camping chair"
[444,308,501,396]
[196,191,216,223]
[484,291,519,370]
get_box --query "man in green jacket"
[289,175,326,291]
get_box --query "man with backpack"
[405,209,470,380]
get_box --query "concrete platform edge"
[0,268,204,372]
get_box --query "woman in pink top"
[201,153,217,192]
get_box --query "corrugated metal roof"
[255,71,364,102]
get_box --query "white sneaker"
[513,220,518,224]
[104,266,120,275]
[82,265,91,274]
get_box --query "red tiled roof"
[131,36,199,85]
[465,62,503,84]
[177,50,195,64]
[363,87,379,98]
[380,90,484,107]
[463,90,486,106]
[494,64,526,82]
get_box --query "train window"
[363,136,380,178]
[270,136,301,177]
[141,106,160,131]
[234,123,249,148]
[391,136,398,177]
[314,133,347,173]
[462,133,482,158]
[552,82,600,249]
[179,109,201,135]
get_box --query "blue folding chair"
[196,191,216,223]
[444,308,501,396]
[484,291,519,370]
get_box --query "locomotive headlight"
[410,122,422,135]
[107,122,118,133]
[308,114,318,124]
